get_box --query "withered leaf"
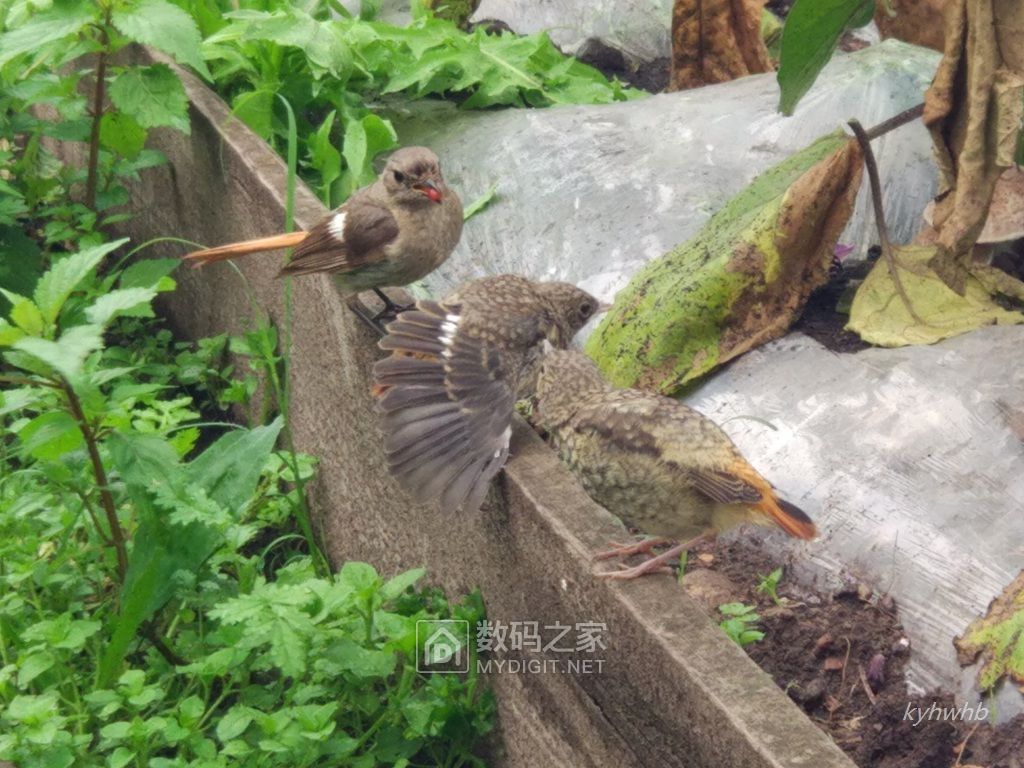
[668,0,772,92]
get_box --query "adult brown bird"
[373,275,601,515]
[535,349,817,579]
[182,146,462,328]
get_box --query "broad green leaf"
[0,0,94,68]
[4,291,45,336]
[107,65,189,134]
[847,245,1024,346]
[328,639,396,678]
[342,117,369,185]
[17,411,84,460]
[111,0,211,80]
[86,287,158,326]
[231,90,273,141]
[216,707,254,741]
[186,417,282,511]
[228,8,352,78]
[0,317,25,345]
[587,131,861,393]
[118,258,179,290]
[777,0,875,115]
[99,112,148,159]
[17,651,56,687]
[380,567,425,601]
[310,110,341,203]
[33,239,126,325]
[12,324,104,380]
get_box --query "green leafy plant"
[718,602,765,647]
[776,0,875,115]
[172,0,639,207]
[0,239,494,765]
[755,567,785,606]
[0,0,207,215]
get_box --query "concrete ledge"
[79,47,856,767]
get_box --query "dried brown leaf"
[668,0,772,92]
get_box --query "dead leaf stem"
[848,118,926,324]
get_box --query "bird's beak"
[414,179,443,203]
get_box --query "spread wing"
[373,300,517,514]
[279,193,399,277]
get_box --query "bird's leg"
[595,537,674,561]
[596,532,713,580]
[345,294,391,336]
[371,288,414,319]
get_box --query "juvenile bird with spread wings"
[535,349,817,579]
[183,147,462,328]
[373,275,601,514]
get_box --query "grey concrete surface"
[62,47,856,767]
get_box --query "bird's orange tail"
[182,231,308,267]
[756,495,817,540]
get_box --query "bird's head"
[535,347,608,426]
[382,147,448,206]
[534,282,606,343]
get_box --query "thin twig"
[857,664,878,706]
[848,118,925,324]
[143,623,187,667]
[62,379,128,581]
[864,102,925,141]
[954,721,981,768]
[84,10,111,211]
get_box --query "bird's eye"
[579,302,594,318]
[393,170,405,183]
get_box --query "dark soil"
[674,537,1024,768]
[792,253,877,354]
[574,39,670,93]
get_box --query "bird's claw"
[594,537,672,561]
[595,560,675,580]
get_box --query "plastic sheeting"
[397,41,941,320]
[687,327,1024,720]
[473,0,674,67]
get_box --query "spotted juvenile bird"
[535,349,817,579]
[373,275,601,514]
[182,146,462,327]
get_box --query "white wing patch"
[494,425,512,459]
[438,313,461,359]
[328,212,347,240]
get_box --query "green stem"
[62,378,128,582]
[85,10,112,212]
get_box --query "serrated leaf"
[18,411,84,460]
[17,651,56,688]
[107,65,189,134]
[229,8,352,78]
[0,0,94,68]
[85,287,158,326]
[111,0,211,80]
[777,0,875,115]
[327,639,396,678]
[5,292,45,336]
[33,239,126,325]
[99,111,147,159]
[13,324,103,380]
